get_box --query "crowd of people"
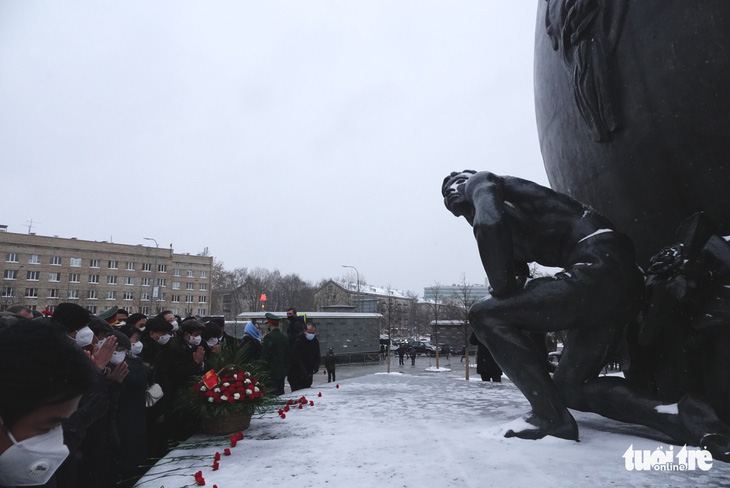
[0,303,327,488]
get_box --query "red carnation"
[298,404,303,409]
[318,392,322,397]
[230,435,238,447]
[236,432,244,440]
[283,405,290,412]
[336,384,339,388]
[212,461,219,471]
[310,401,314,406]
[214,452,220,461]
[223,448,231,456]
[280,413,286,419]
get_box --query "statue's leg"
[469,283,581,440]
[554,325,730,460]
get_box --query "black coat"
[289,335,320,384]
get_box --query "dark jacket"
[288,334,320,390]
[262,328,289,376]
[286,316,305,343]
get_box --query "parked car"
[408,341,437,356]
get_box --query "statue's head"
[442,170,476,217]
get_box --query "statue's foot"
[701,434,730,463]
[504,411,579,441]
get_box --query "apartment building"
[0,231,213,317]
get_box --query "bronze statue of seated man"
[442,170,730,461]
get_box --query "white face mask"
[170,320,179,332]
[157,334,171,345]
[109,350,126,365]
[138,326,146,332]
[188,335,202,346]
[306,333,315,341]
[206,337,220,348]
[130,342,143,355]
[74,326,94,348]
[0,420,69,486]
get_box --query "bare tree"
[452,273,478,380]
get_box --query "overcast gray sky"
[0,1,547,296]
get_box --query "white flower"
[221,395,228,401]
[214,388,221,393]
[200,385,207,392]
[233,393,241,400]
[254,387,260,392]
[223,382,230,387]
[233,374,238,379]
[244,379,252,384]
[244,372,251,377]
[245,389,251,395]
[208,397,214,403]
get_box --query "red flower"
[212,461,219,471]
[318,392,322,397]
[298,404,303,409]
[336,384,339,388]
[230,435,238,447]
[223,448,231,456]
[323,370,326,375]
[214,452,220,461]
[236,432,244,440]
[283,405,290,412]
[280,413,286,419]
[194,471,205,485]
[309,401,314,406]
[277,409,283,415]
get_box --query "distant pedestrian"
[470,332,502,382]
[324,348,337,382]
[409,347,417,365]
[397,345,406,366]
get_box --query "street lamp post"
[144,237,159,314]
[341,265,360,312]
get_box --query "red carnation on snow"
[223,448,231,456]
[214,452,220,461]
[310,400,314,406]
[336,384,339,388]
[236,432,244,440]
[212,461,219,471]
[318,392,322,397]
[230,435,238,447]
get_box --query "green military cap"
[264,312,281,322]
[98,305,119,323]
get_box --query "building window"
[157,278,166,287]
[141,277,150,286]
[89,274,99,284]
[3,270,17,280]
[200,271,208,279]
[5,253,18,263]
[90,259,100,268]
[107,275,117,285]
[88,290,98,299]
[70,258,81,267]
[141,306,150,314]
[26,271,40,281]
[186,269,194,278]
[199,296,207,304]
[68,289,79,299]
[141,292,150,301]
[158,264,167,273]
[172,281,181,290]
[126,261,135,271]
[69,273,80,283]
[125,277,135,286]
[48,288,59,298]
[172,307,179,315]
[48,272,60,282]
[107,291,116,300]
[156,293,165,301]
[171,295,180,303]
[108,260,118,269]
[123,291,133,301]
[25,288,38,298]
[185,295,193,303]
[28,254,40,264]
[184,283,193,291]
[199,283,208,291]
[198,308,206,316]
[142,262,152,272]
[50,256,62,266]
[173,268,181,277]
[2,286,14,297]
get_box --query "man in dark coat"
[285,307,305,343]
[288,323,320,391]
[262,313,289,395]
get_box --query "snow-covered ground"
[136,366,730,488]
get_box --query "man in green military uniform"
[262,312,289,395]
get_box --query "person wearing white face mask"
[165,320,207,442]
[288,323,321,392]
[0,314,96,487]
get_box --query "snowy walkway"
[136,368,730,488]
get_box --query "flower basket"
[200,410,252,435]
